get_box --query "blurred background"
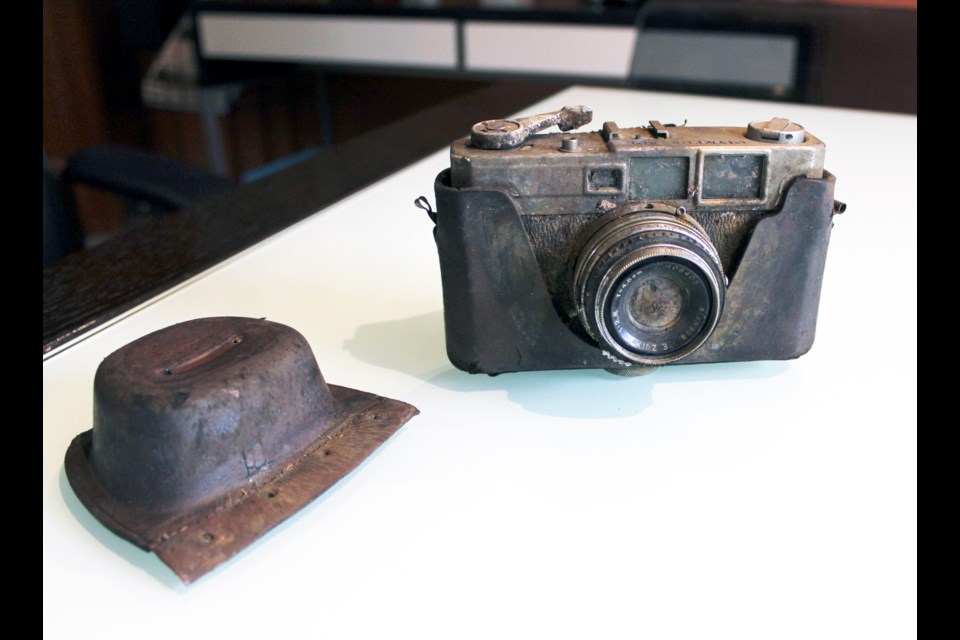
[42,0,916,249]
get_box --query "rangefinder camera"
[421,106,844,375]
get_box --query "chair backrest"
[43,150,84,267]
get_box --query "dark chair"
[43,146,232,267]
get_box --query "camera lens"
[572,205,725,366]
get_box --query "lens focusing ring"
[573,205,726,366]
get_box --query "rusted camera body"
[427,107,842,375]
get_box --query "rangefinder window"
[586,167,623,193]
[702,154,765,200]
[628,156,689,200]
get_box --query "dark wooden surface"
[42,82,566,355]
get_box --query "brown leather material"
[64,317,418,584]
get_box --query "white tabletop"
[43,87,917,639]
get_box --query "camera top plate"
[451,110,824,214]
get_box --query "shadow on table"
[345,311,789,418]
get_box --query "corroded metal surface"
[428,108,842,374]
[64,317,418,583]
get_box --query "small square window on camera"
[586,167,623,193]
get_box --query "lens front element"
[573,205,725,366]
[608,254,713,356]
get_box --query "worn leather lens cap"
[64,317,418,584]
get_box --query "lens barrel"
[572,204,726,366]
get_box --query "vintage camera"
[421,106,844,375]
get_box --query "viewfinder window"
[703,155,764,199]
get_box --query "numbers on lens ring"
[612,305,708,352]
